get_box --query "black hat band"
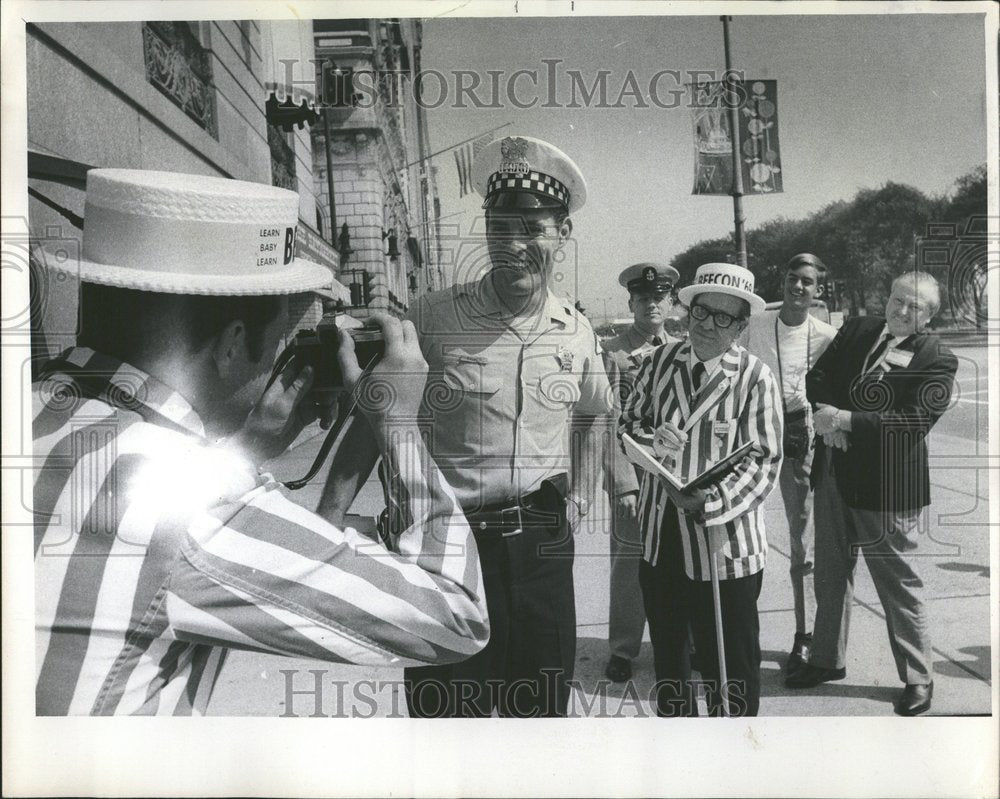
[484,171,570,209]
[627,279,674,293]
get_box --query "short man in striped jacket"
[620,262,783,717]
[32,169,488,715]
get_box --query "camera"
[289,315,385,391]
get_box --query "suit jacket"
[806,316,958,512]
[619,339,783,581]
[601,327,678,497]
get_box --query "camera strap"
[282,358,378,490]
[774,314,812,413]
[37,357,207,443]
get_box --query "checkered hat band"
[487,171,569,207]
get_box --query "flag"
[690,79,782,195]
[454,133,493,198]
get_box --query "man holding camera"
[743,253,837,675]
[602,262,679,684]
[33,169,488,716]
[322,136,612,717]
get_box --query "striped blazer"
[33,348,488,715]
[619,339,783,581]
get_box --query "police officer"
[320,135,613,717]
[602,263,679,683]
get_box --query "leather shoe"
[895,683,933,716]
[785,632,812,675]
[785,663,846,688]
[604,655,632,683]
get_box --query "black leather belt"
[465,475,568,538]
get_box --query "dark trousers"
[639,507,763,717]
[404,506,575,717]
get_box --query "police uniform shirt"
[406,279,614,511]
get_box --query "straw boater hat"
[677,262,766,315]
[472,135,587,214]
[39,169,333,295]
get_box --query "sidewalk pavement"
[209,342,992,717]
[208,434,992,718]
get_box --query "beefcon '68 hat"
[677,262,766,315]
[473,136,587,214]
[38,169,333,296]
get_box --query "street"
[208,339,992,717]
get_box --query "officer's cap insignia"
[500,137,530,174]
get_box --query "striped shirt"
[619,340,783,581]
[33,347,488,716]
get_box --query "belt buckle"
[501,504,523,537]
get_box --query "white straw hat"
[38,169,334,295]
[677,262,767,315]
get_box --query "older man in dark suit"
[788,271,957,717]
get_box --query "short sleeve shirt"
[407,279,614,511]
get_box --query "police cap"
[474,136,587,214]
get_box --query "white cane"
[707,525,731,718]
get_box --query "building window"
[142,21,218,137]
[268,122,297,191]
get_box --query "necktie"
[692,361,706,392]
[651,335,663,347]
[863,333,892,374]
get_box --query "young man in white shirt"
[743,254,837,675]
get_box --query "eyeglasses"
[687,302,744,329]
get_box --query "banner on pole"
[690,79,783,196]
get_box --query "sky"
[421,11,990,320]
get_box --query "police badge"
[557,346,574,372]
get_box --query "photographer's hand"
[227,358,325,465]
[351,313,428,427]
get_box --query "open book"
[621,433,757,496]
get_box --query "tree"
[934,165,989,328]
[670,182,942,317]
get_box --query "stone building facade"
[312,18,444,319]
[26,19,345,359]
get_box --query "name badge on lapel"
[713,421,731,441]
[884,349,913,369]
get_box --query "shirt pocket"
[535,372,582,410]
[440,358,503,398]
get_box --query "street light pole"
[721,15,748,268]
[323,106,338,248]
